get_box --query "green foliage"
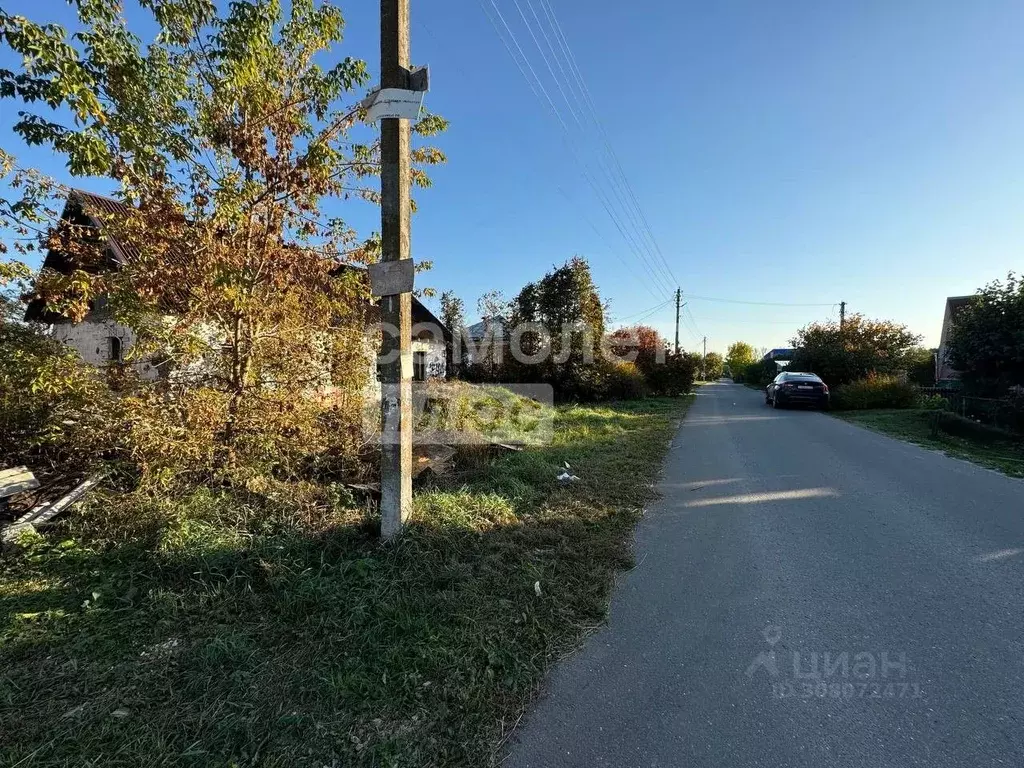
[644,352,696,397]
[0,0,448,486]
[906,347,936,386]
[439,290,465,379]
[501,256,610,402]
[0,319,117,473]
[918,393,950,411]
[602,360,650,400]
[702,351,724,380]
[739,358,777,387]
[831,375,919,410]
[789,314,921,387]
[0,397,693,768]
[726,341,755,375]
[947,273,1024,392]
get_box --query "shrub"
[790,315,921,387]
[918,393,951,411]
[832,375,918,410]
[645,352,696,397]
[604,360,649,400]
[0,321,119,473]
[742,359,777,388]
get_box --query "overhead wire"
[478,0,678,300]
[474,2,846,331]
[535,0,679,289]
[610,297,673,323]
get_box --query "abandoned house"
[23,189,449,387]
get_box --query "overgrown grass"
[833,408,1024,478]
[0,396,693,768]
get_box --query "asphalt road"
[506,381,1024,768]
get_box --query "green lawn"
[833,408,1024,478]
[1,396,692,768]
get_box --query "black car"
[765,371,830,409]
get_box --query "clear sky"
[2,0,1023,353]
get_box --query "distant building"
[24,189,449,386]
[935,296,973,385]
[762,348,795,368]
[464,315,508,366]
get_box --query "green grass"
[833,408,1024,478]
[0,396,693,768]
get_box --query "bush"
[790,315,921,387]
[645,352,696,397]
[832,375,919,410]
[604,360,650,400]
[0,321,119,474]
[918,393,951,411]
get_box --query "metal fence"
[918,388,1024,435]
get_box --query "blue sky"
[3,0,1023,352]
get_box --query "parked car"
[766,371,830,409]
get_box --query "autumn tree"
[947,273,1024,393]
[789,315,921,387]
[608,324,667,375]
[726,341,756,378]
[0,1,446,478]
[703,351,724,380]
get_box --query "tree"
[607,324,667,377]
[509,256,605,398]
[703,351,724,380]
[0,1,447,479]
[789,314,921,387]
[726,341,756,378]
[947,273,1024,392]
[906,347,936,387]
[476,290,510,322]
[439,290,465,379]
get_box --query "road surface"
[506,381,1024,767]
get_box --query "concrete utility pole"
[674,288,681,356]
[379,0,413,539]
[839,301,847,329]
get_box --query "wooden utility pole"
[379,0,413,539]
[839,301,846,329]
[702,336,707,379]
[674,288,681,356]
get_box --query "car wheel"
[773,395,783,409]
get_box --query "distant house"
[464,315,508,366]
[762,348,795,368]
[24,189,448,385]
[935,296,973,385]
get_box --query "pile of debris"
[1,466,103,543]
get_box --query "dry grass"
[1,396,693,767]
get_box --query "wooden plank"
[0,467,39,499]
[3,474,100,541]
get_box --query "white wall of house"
[51,315,161,380]
[51,313,446,392]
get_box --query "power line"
[478,0,677,300]
[610,296,673,322]
[684,294,837,307]
[554,186,665,304]
[479,0,670,300]
[536,0,679,289]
